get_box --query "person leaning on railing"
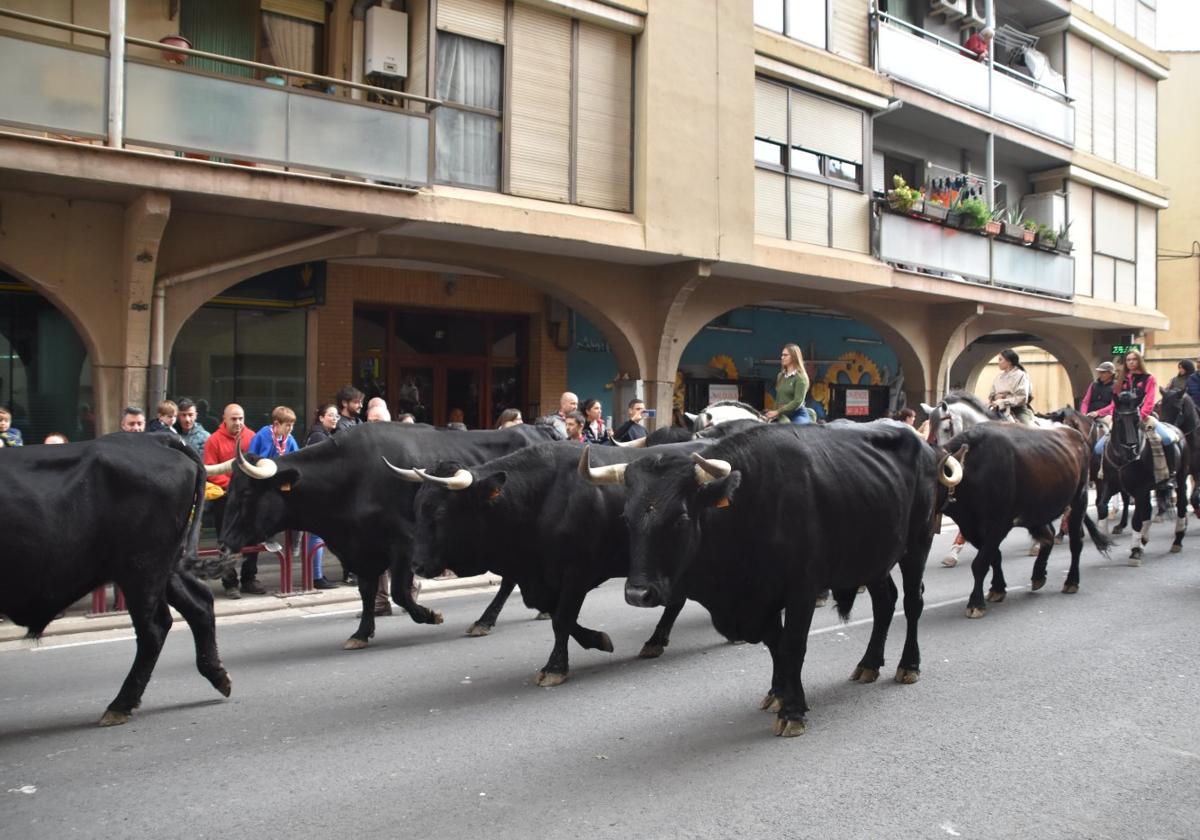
[964,26,994,63]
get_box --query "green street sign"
[1110,343,1143,356]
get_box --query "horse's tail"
[832,587,858,621]
[1083,512,1113,557]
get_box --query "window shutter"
[575,22,632,211]
[1115,0,1137,36]
[830,188,868,253]
[755,79,788,144]
[1093,0,1116,24]
[1136,2,1156,48]
[1094,191,1136,262]
[755,170,787,239]
[1137,204,1156,308]
[789,179,829,246]
[829,0,869,65]
[437,0,505,44]
[1067,36,1092,153]
[1114,60,1136,170]
[871,150,885,193]
[1136,72,1156,177]
[1092,51,1115,161]
[790,90,863,163]
[509,4,571,202]
[406,0,429,102]
[261,0,325,24]
[1093,255,1116,302]
[1070,182,1093,297]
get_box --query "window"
[754,0,827,49]
[435,33,503,190]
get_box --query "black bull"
[613,422,962,738]
[0,433,230,726]
[216,422,556,649]
[940,423,1111,618]
[396,439,710,686]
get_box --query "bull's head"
[218,447,301,554]
[385,458,504,579]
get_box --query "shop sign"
[709,384,739,403]
[846,388,870,416]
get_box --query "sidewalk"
[0,550,503,643]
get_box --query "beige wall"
[975,347,1075,412]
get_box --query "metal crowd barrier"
[87,532,325,616]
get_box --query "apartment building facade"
[0,0,1170,438]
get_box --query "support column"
[640,261,712,431]
[120,192,171,414]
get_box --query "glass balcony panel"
[878,211,990,280]
[287,94,429,185]
[993,71,1075,145]
[0,34,106,139]
[876,22,988,111]
[991,237,1074,298]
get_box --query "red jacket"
[203,425,254,489]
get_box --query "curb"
[0,573,503,643]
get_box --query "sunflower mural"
[809,351,883,416]
[707,355,739,380]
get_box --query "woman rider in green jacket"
[765,343,811,424]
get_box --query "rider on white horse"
[988,349,1035,425]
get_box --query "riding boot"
[1145,418,1171,485]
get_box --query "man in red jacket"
[204,404,262,599]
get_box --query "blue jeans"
[307,533,326,580]
[1095,422,1174,455]
[787,408,812,425]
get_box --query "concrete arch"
[0,262,103,371]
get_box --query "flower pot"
[984,220,1002,236]
[946,211,964,229]
[1035,234,1057,250]
[159,34,191,65]
[1056,238,1073,253]
[923,201,949,222]
[1001,222,1024,240]
[887,197,915,215]
[1021,229,1036,244]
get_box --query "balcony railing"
[0,11,435,186]
[875,207,1074,299]
[874,14,1075,146]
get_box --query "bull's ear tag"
[715,496,731,509]
[280,483,292,493]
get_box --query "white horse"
[687,400,768,431]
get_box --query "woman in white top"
[988,348,1034,425]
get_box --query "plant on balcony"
[922,196,949,223]
[1055,221,1074,253]
[958,197,990,231]
[984,206,1004,236]
[1035,223,1058,250]
[886,175,922,215]
[1001,207,1030,242]
[945,196,966,229]
[1021,218,1039,245]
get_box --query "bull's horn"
[414,468,474,490]
[381,456,423,482]
[614,436,646,449]
[236,449,278,480]
[205,458,234,477]
[577,446,628,485]
[691,452,733,483]
[939,454,963,487]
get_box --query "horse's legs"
[1172,454,1189,553]
[1129,491,1151,565]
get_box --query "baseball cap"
[1095,361,1116,373]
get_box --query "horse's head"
[1111,390,1144,453]
[1158,387,1184,425]
[920,400,961,447]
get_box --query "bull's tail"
[1082,512,1113,557]
[832,587,858,621]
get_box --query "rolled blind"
[1093,0,1116,24]
[509,4,571,201]
[1092,51,1115,161]
[789,178,829,247]
[406,0,428,102]
[1094,190,1136,262]
[755,170,787,239]
[755,79,788,144]
[1067,36,1092,153]
[1136,204,1156,308]
[790,90,863,163]
[1115,0,1137,36]
[829,0,869,65]
[261,0,325,23]
[1114,259,1136,305]
[1114,60,1136,169]
[1137,2,1156,48]
[1136,71,1156,177]
[1093,255,1116,302]
[830,188,868,254]
[437,0,505,44]
[575,22,633,210]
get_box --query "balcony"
[874,14,1075,146]
[0,21,432,187]
[875,207,1074,299]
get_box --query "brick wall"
[315,263,567,418]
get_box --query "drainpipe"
[984,0,995,211]
[147,227,364,406]
[108,0,125,148]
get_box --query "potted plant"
[922,195,949,223]
[958,197,990,232]
[158,34,191,65]
[1021,218,1038,245]
[1055,221,1073,253]
[1001,207,1027,241]
[945,196,966,229]
[1035,223,1058,250]
[984,206,1003,236]
[886,175,922,215]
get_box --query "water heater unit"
[365,6,408,79]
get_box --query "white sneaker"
[942,543,963,567]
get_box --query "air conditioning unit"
[960,0,986,29]
[929,0,967,21]
[365,5,408,79]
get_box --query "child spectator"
[0,406,24,447]
[249,405,300,460]
[146,399,179,434]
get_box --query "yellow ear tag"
[488,486,503,500]
[715,497,730,509]
[280,483,292,493]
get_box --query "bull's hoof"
[850,665,879,684]
[596,632,614,653]
[343,637,369,650]
[1170,543,1183,554]
[431,611,444,625]
[465,622,493,637]
[1129,549,1143,567]
[535,612,551,620]
[98,709,130,727]
[1062,582,1079,594]
[966,606,986,619]
[638,642,665,659]
[1031,577,1046,592]
[1112,526,1125,536]
[773,717,807,737]
[895,667,920,684]
[535,670,567,688]
[986,590,1006,603]
[759,692,781,712]
[1142,536,1150,546]
[214,672,232,697]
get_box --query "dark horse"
[1156,387,1200,517]
[1099,391,1189,563]
[1041,405,1131,532]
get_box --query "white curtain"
[262,12,317,73]
[434,33,502,189]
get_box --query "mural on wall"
[567,307,899,422]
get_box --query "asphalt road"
[2,525,1198,840]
